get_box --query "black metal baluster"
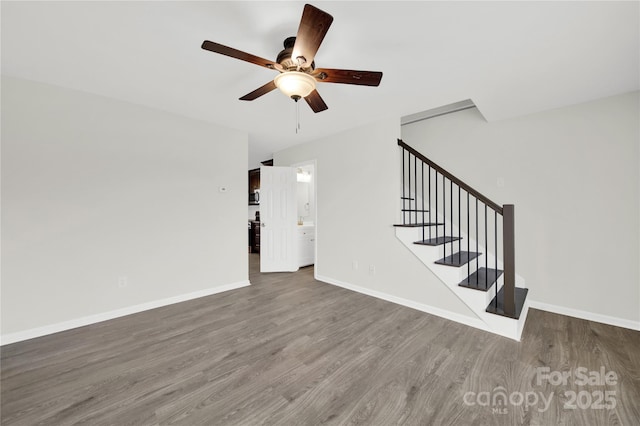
[435,172,439,240]
[402,148,406,225]
[408,152,412,224]
[458,185,461,258]
[485,204,488,291]
[428,166,432,240]
[476,198,479,286]
[421,161,425,242]
[414,154,418,225]
[443,176,446,261]
[467,191,470,279]
[450,180,453,261]
[495,210,498,309]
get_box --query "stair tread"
[400,197,415,200]
[414,236,461,246]
[393,223,443,228]
[401,209,429,212]
[486,287,529,319]
[435,251,481,267]
[459,267,503,291]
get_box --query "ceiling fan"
[201,3,383,113]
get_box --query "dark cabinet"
[249,168,260,205]
[249,221,260,253]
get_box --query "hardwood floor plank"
[2,254,639,425]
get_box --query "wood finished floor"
[2,254,639,425]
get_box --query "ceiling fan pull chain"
[295,99,301,134]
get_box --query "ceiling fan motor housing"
[277,37,315,72]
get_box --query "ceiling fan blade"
[304,89,328,113]
[313,68,383,86]
[292,4,334,68]
[201,40,280,70]
[239,81,277,101]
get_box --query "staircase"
[395,139,529,340]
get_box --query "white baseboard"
[529,300,640,331]
[315,274,489,333]
[0,280,251,346]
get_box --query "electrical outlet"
[118,276,128,288]
[369,265,376,275]
[352,260,359,270]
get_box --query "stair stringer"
[395,226,530,341]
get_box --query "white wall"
[1,76,249,340]
[402,92,640,327]
[275,118,477,321]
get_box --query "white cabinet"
[297,226,315,267]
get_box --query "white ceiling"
[2,1,638,167]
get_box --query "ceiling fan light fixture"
[274,71,316,100]
[201,4,382,113]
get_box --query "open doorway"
[295,163,315,227]
[293,161,316,270]
[248,160,317,277]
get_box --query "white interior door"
[260,166,298,272]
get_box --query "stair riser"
[481,298,531,341]
[462,278,503,311]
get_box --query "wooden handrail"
[398,139,503,215]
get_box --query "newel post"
[503,204,516,317]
